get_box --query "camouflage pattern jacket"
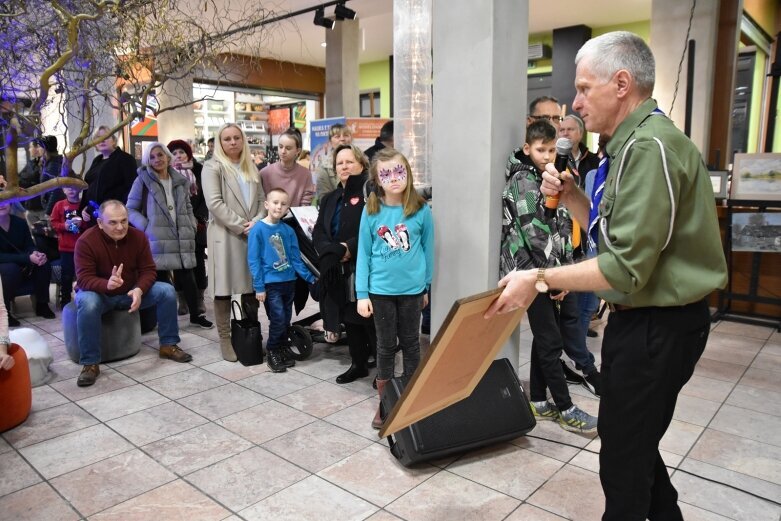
[500,156,574,277]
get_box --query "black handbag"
[231,300,263,366]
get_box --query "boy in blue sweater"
[248,188,316,372]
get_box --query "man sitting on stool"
[73,200,191,387]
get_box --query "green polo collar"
[605,98,657,161]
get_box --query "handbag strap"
[231,299,245,320]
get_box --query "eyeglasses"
[530,115,564,123]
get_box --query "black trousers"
[344,320,376,368]
[194,245,207,290]
[0,262,51,308]
[158,269,200,319]
[60,252,75,303]
[599,299,709,521]
[526,292,578,411]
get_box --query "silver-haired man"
[487,32,727,520]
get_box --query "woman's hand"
[243,220,256,235]
[0,351,14,371]
[340,242,351,262]
[357,298,373,318]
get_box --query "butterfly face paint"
[378,163,407,186]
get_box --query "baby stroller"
[281,211,321,361]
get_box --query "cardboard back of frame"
[379,288,526,438]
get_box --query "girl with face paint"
[355,148,434,430]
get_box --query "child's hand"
[357,298,373,318]
[549,290,568,301]
[422,293,429,308]
[256,292,266,303]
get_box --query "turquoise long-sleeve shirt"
[247,220,315,293]
[356,203,434,299]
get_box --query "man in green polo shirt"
[487,32,727,520]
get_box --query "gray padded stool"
[63,302,142,364]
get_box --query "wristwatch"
[534,268,549,293]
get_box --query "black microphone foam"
[544,138,572,217]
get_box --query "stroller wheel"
[288,325,313,360]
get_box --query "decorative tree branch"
[0,0,283,203]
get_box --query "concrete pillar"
[650,0,720,155]
[157,74,195,146]
[432,0,528,368]
[40,77,118,175]
[325,19,360,117]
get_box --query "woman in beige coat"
[202,123,266,361]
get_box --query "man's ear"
[615,69,632,99]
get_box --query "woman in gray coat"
[202,123,266,361]
[127,142,213,329]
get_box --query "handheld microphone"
[544,137,573,218]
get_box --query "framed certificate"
[379,287,526,438]
[709,170,728,199]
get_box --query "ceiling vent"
[528,43,552,62]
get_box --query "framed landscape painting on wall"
[731,153,781,201]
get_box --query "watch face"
[535,280,548,293]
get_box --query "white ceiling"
[238,0,652,67]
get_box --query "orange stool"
[0,344,32,433]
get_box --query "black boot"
[336,364,369,384]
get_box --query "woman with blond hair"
[202,124,266,361]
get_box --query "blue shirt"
[356,203,434,299]
[247,220,315,293]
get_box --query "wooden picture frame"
[379,288,526,438]
[731,153,781,201]
[709,170,728,200]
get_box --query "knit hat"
[37,135,58,154]
[167,139,193,161]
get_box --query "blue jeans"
[578,291,600,334]
[263,280,296,350]
[75,281,180,365]
[371,293,424,380]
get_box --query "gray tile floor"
[1,296,779,520]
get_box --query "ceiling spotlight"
[313,7,335,29]
[334,3,357,20]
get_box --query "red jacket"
[74,226,157,296]
[50,199,85,252]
